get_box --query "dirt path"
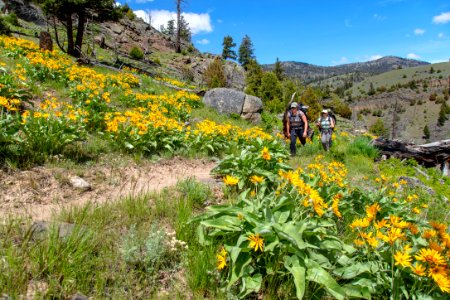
[0,157,216,221]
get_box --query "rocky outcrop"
[203,88,263,123]
[7,0,45,25]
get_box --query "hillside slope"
[263,56,429,84]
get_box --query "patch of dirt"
[0,157,217,221]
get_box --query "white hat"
[291,102,298,108]
[321,109,328,114]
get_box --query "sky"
[117,0,450,66]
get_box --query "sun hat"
[321,109,328,114]
[291,102,298,108]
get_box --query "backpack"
[283,103,309,137]
[328,111,337,130]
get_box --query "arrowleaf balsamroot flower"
[216,247,227,270]
[223,175,239,186]
[415,248,446,266]
[394,251,412,267]
[248,233,264,252]
[261,147,271,160]
[250,175,264,184]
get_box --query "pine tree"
[437,102,449,126]
[368,82,376,96]
[222,35,237,60]
[179,15,191,42]
[39,0,116,58]
[244,59,263,96]
[166,19,175,36]
[259,72,283,112]
[238,35,255,69]
[423,124,430,140]
[274,57,284,81]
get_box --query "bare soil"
[0,157,216,221]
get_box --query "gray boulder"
[242,94,263,114]
[203,88,263,123]
[223,62,246,91]
[69,176,91,191]
[203,88,246,115]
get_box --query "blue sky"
[119,0,450,66]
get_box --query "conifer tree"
[437,102,449,126]
[244,59,263,97]
[259,72,283,112]
[39,0,116,58]
[274,57,284,81]
[166,19,175,36]
[222,35,237,60]
[238,35,255,69]
[423,124,430,140]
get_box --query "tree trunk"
[176,0,181,53]
[372,138,450,168]
[66,14,75,56]
[74,10,86,58]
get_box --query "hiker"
[286,102,308,156]
[316,109,335,151]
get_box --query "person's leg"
[321,131,330,151]
[290,129,297,156]
[299,128,307,146]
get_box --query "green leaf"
[228,252,252,288]
[284,256,306,299]
[342,284,372,299]
[306,260,346,300]
[333,263,371,279]
[273,210,290,223]
[124,142,134,149]
[238,274,262,298]
[200,216,241,232]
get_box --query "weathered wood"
[372,138,450,168]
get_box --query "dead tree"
[372,138,450,174]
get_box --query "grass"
[0,178,220,299]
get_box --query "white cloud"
[135,0,154,3]
[414,28,425,36]
[196,38,209,45]
[332,57,349,65]
[373,14,386,21]
[407,53,421,59]
[135,9,213,35]
[438,32,445,38]
[433,12,450,24]
[370,55,383,61]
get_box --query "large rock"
[203,88,246,115]
[203,88,263,123]
[242,94,263,114]
[8,0,45,25]
[223,62,245,91]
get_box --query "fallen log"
[372,138,450,169]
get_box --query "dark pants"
[290,128,306,155]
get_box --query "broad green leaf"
[306,260,346,300]
[228,252,252,288]
[238,274,262,298]
[333,263,371,279]
[284,256,306,299]
[200,216,241,232]
[273,210,290,223]
[342,284,372,299]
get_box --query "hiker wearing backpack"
[316,109,335,151]
[286,102,308,156]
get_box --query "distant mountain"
[263,56,430,84]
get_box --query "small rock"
[69,176,91,191]
[30,221,76,240]
[71,294,89,300]
[398,176,435,195]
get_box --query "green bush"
[129,46,144,60]
[369,118,389,138]
[5,13,19,27]
[0,17,11,36]
[203,58,226,89]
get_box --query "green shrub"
[5,13,20,27]
[369,118,389,138]
[0,17,11,36]
[203,58,226,89]
[346,136,379,159]
[129,46,144,60]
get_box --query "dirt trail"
[0,157,216,221]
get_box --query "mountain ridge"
[263,56,430,84]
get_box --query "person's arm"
[286,113,291,137]
[301,112,308,137]
[330,117,335,129]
